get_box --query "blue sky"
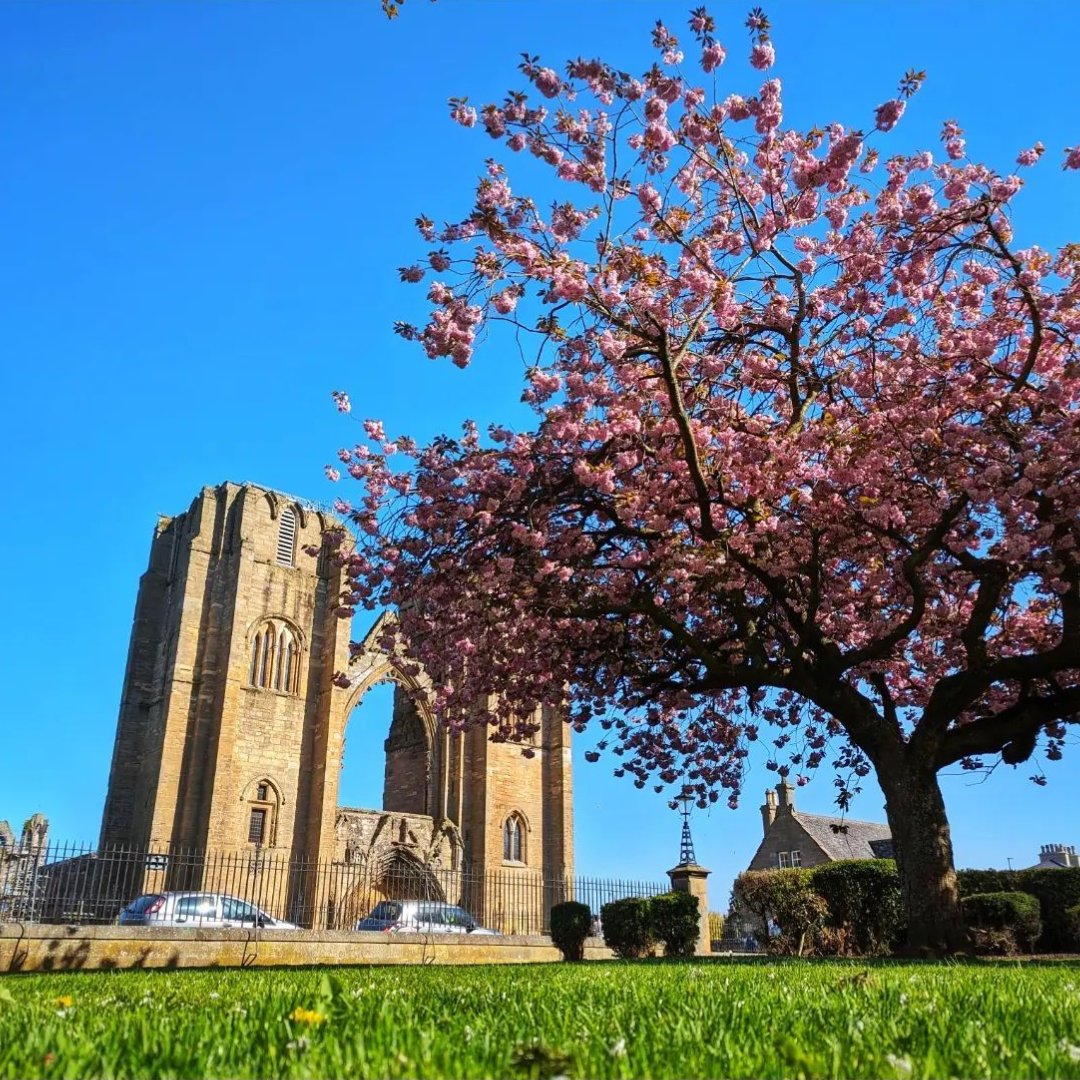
[2,1,1078,904]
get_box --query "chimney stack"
[760,789,778,836]
[776,778,795,812]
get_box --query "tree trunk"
[879,761,969,955]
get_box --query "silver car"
[118,891,297,930]
[355,900,499,935]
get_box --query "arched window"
[245,778,281,847]
[248,620,301,693]
[276,506,297,567]
[503,814,525,864]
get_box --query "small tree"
[601,897,655,958]
[650,891,701,956]
[734,869,827,955]
[549,900,592,961]
[332,6,1080,954]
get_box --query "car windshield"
[367,902,403,922]
[126,894,164,914]
[442,906,476,928]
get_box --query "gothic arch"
[240,775,287,805]
[246,616,305,693]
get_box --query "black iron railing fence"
[0,840,666,935]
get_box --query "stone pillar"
[667,862,711,956]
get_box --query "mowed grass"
[1,959,1080,1079]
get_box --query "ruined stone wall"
[99,481,574,929]
[382,688,430,816]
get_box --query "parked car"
[355,900,499,935]
[118,892,297,930]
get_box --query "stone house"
[1027,843,1080,870]
[746,780,894,871]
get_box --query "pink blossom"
[701,42,726,72]
[1016,142,1044,167]
[331,390,351,414]
[324,466,340,483]
[492,288,520,315]
[750,41,775,70]
[874,99,905,132]
[534,67,562,98]
[449,101,477,128]
[1064,146,1080,170]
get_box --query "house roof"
[793,812,894,861]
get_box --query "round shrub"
[549,901,592,962]
[600,897,655,959]
[962,891,1042,954]
[650,892,700,957]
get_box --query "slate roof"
[794,812,894,861]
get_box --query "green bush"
[650,892,700,957]
[600,897,655,959]
[1067,903,1080,943]
[956,868,1020,898]
[549,901,592,962]
[733,869,828,955]
[809,859,905,956]
[1017,868,1080,952]
[962,892,1041,954]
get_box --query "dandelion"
[289,1006,327,1026]
[54,996,73,1009]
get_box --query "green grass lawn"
[1,959,1079,1079]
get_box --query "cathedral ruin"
[99,481,574,930]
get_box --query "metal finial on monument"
[676,785,697,865]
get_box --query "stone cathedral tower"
[100,481,573,928]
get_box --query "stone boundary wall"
[0,925,614,973]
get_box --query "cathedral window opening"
[256,783,268,802]
[248,807,267,845]
[276,506,297,567]
[503,814,525,864]
[248,621,300,693]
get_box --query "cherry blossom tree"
[329,8,1080,953]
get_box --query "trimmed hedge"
[650,892,700,957]
[1019,869,1080,952]
[1067,903,1080,942]
[958,866,1080,951]
[962,891,1041,954]
[600,897,655,958]
[810,859,905,956]
[549,901,592,962]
